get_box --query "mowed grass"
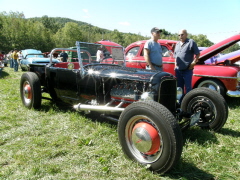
[0,66,239,180]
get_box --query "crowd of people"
[0,49,24,78]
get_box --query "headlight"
[237,71,240,82]
[177,87,183,101]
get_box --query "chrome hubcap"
[23,82,32,105]
[126,115,163,163]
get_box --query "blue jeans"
[13,59,18,71]
[0,68,2,77]
[10,58,14,68]
[175,68,193,94]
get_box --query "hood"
[198,34,240,63]
[86,64,174,82]
[214,50,240,64]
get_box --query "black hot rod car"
[20,42,228,174]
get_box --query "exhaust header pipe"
[73,103,124,112]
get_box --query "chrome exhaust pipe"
[73,103,124,112]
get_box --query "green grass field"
[0,67,239,180]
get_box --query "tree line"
[0,11,239,54]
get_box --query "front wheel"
[20,72,42,109]
[118,101,183,174]
[181,87,228,131]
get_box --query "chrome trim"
[126,60,144,63]
[73,103,124,112]
[193,74,238,79]
[76,41,84,76]
[125,60,175,64]
[237,71,240,82]
[177,87,183,101]
[226,90,240,97]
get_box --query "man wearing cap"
[174,29,200,98]
[144,27,163,71]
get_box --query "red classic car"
[125,34,240,97]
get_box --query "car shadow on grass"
[1,71,10,78]
[39,101,72,112]
[225,96,240,108]
[164,161,214,180]
[161,129,218,179]
[218,127,240,138]
[40,100,118,125]
[183,128,219,145]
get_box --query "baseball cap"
[151,27,162,33]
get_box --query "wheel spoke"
[188,96,217,126]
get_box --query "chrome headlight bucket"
[237,71,240,82]
[140,92,154,101]
[177,87,183,102]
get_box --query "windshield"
[26,54,44,58]
[76,42,125,66]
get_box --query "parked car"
[1,52,8,67]
[20,49,60,71]
[198,47,223,64]
[213,49,240,65]
[20,41,228,174]
[125,34,240,97]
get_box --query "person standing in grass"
[60,51,68,62]
[0,52,4,78]
[12,49,19,72]
[9,50,14,68]
[144,27,163,71]
[18,50,23,65]
[174,29,200,99]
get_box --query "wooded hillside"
[0,11,239,53]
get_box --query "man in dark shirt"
[174,29,200,97]
[60,51,68,62]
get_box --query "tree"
[39,15,62,34]
[0,11,55,52]
[222,43,240,54]
[110,29,125,46]
[188,34,214,47]
[53,22,83,47]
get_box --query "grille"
[158,79,177,113]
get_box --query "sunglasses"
[178,34,184,36]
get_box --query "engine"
[110,81,147,101]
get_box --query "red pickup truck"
[125,34,240,97]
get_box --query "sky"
[1,0,240,44]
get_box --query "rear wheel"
[181,87,228,131]
[20,72,42,109]
[118,101,183,174]
[197,79,225,97]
